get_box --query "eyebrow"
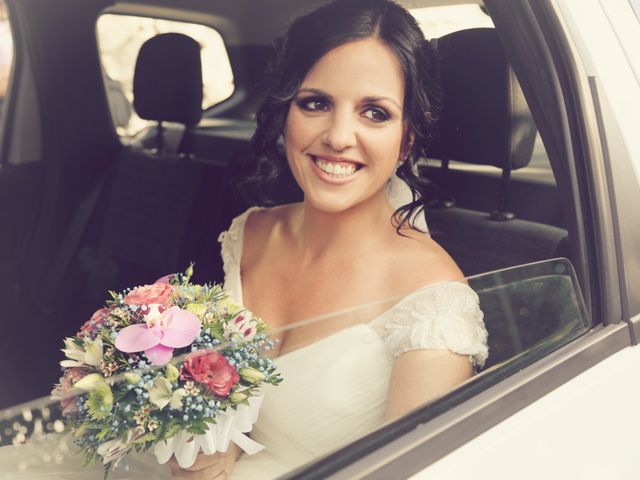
[297,88,403,110]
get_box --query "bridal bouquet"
[51,264,282,476]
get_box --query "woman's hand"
[168,442,241,480]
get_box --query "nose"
[322,110,357,152]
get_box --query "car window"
[631,0,640,21]
[0,0,14,141]
[96,14,234,138]
[410,3,494,39]
[0,0,618,478]
[0,259,589,478]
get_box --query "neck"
[291,192,395,265]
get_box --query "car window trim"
[483,0,593,314]
[531,0,623,328]
[630,0,640,22]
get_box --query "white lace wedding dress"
[0,207,488,480]
[218,207,488,479]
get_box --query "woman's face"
[284,38,408,214]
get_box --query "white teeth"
[314,158,357,178]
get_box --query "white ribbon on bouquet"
[154,394,265,469]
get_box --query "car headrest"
[133,33,203,127]
[426,28,536,171]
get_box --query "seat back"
[424,28,568,275]
[61,33,229,329]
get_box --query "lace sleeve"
[217,207,260,290]
[371,282,489,369]
[217,217,241,283]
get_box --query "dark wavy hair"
[239,0,441,232]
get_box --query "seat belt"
[38,170,110,313]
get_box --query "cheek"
[284,107,312,153]
[364,127,404,173]
[283,109,311,183]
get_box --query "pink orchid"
[115,305,201,365]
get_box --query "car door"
[0,0,49,406]
[0,0,121,407]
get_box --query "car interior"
[0,0,582,419]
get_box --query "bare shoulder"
[388,226,465,292]
[244,203,296,237]
[242,203,299,263]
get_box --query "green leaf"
[133,432,156,444]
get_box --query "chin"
[305,198,354,214]
[302,190,361,214]
[303,186,386,215]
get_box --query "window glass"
[410,4,494,39]
[0,259,588,478]
[630,0,640,22]
[0,0,14,109]
[96,14,234,137]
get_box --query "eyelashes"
[295,97,329,112]
[294,96,392,123]
[362,106,390,122]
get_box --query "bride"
[171,0,488,479]
[0,1,487,479]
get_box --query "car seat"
[58,33,229,332]
[424,28,568,277]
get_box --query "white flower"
[97,439,126,465]
[223,313,258,342]
[60,338,103,367]
[147,377,187,410]
[73,373,107,391]
[96,430,137,465]
[144,303,166,328]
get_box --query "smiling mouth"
[310,155,363,179]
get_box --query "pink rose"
[124,283,174,308]
[180,351,240,398]
[53,368,86,416]
[154,274,175,285]
[58,378,77,416]
[78,308,109,338]
[66,367,85,383]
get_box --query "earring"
[397,153,410,168]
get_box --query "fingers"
[168,451,230,480]
[189,451,229,471]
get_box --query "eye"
[362,106,391,123]
[296,97,329,112]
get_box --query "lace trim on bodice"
[217,206,262,303]
[370,282,488,368]
[218,208,489,369]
